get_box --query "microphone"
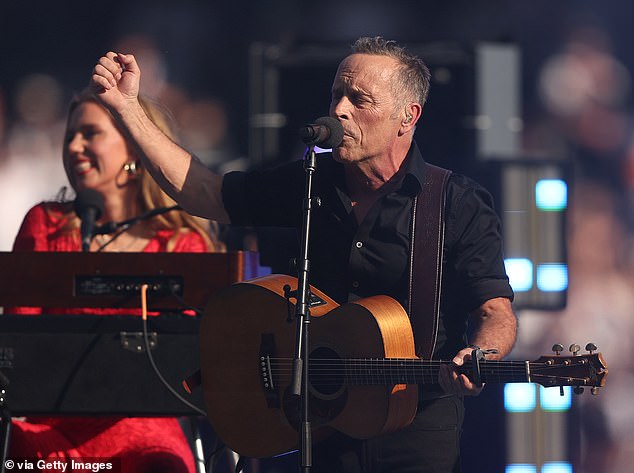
[74,188,105,252]
[299,116,344,149]
[94,205,182,236]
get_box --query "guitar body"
[199,274,419,458]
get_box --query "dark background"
[2,0,633,159]
[2,1,631,472]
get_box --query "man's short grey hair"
[352,36,431,108]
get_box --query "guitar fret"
[477,361,529,384]
[342,358,560,386]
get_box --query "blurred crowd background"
[1,1,634,472]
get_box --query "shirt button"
[351,281,360,289]
[355,241,363,248]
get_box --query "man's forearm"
[114,100,230,223]
[90,51,230,223]
[468,297,517,360]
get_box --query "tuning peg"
[573,386,584,395]
[591,387,600,396]
[569,344,581,355]
[585,343,598,354]
[552,344,564,355]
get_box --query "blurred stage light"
[506,464,537,473]
[535,179,567,211]
[540,386,572,411]
[500,161,569,309]
[504,383,536,412]
[536,263,568,292]
[542,462,573,473]
[504,258,534,292]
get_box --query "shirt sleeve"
[445,175,514,310]
[12,204,48,251]
[12,203,75,252]
[8,204,50,314]
[221,161,307,227]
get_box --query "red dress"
[8,203,206,473]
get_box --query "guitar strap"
[408,163,452,360]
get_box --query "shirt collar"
[399,141,426,196]
[325,140,426,196]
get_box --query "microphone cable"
[95,205,181,252]
[139,284,207,417]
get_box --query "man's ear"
[399,102,422,134]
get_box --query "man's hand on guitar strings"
[438,347,484,397]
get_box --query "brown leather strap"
[408,163,451,359]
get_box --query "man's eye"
[351,94,369,106]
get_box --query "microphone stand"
[93,205,181,252]
[290,144,319,472]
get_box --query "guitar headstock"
[530,343,608,394]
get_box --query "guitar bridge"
[259,334,280,408]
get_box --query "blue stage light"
[536,263,568,292]
[506,464,537,473]
[540,386,572,411]
[504,383,536,412]
[535,179,567,211]
[542,461,573,473]
[505,258,534,292]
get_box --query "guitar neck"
[337,358,530,385]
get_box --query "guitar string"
[260,374,589,387]
[265,360,584,373]
[266,358,575,370]
[268,362,587,368]
[266,360,592,372]
[259,359,590,386]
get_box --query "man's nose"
[331,96,352,120]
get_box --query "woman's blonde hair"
[62,88,223,252]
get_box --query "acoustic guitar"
[199,274,608,458]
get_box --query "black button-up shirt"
[222,141,513,358]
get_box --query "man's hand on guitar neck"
[438,347,484,397]
[439,296,517,396]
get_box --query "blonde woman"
[8,89,222,473]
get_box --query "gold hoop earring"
[123,161,139,175]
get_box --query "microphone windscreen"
[314,116,344,149]
[74,188,105,220]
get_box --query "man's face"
[329,54,403,164]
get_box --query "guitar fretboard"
[343,358,530,385]
[296,358,531,386]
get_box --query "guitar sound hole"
[309,346,344,398]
